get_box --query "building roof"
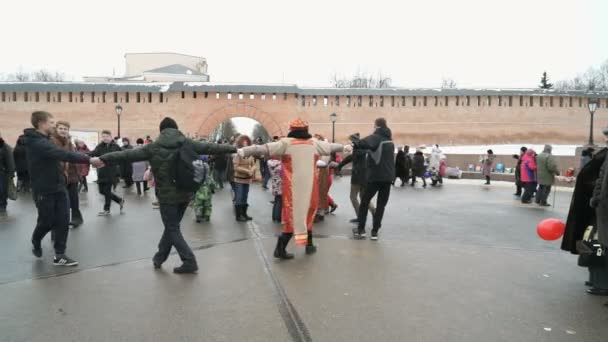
[124,52,206,60]
[144,64,207,76]
[0,81,606,98]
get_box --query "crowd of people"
[512,145,561,206]
[1,111,408,272]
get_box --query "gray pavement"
[0,177,606,341]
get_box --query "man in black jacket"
[337,140,376,223]
[24,111,97,266]
[92,130,123,216]
[351,118,395,241]
[0,132,15,216]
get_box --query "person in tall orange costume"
[237,118,343,259]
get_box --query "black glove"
[590,197,600,208]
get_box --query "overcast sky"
[1,0,607,88]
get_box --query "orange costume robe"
[240,137,342,246]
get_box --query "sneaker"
[352,228,366,240]
[53,255,79,267]
[370,231,379,241]
[119,199,125,213]
[32,240,42,258]
[330,204,338,213]
[98,210,110,216]
[173,264,198,274]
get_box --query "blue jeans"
[272,195,282,222]
[0,173,7,210]
[234,183,250,205]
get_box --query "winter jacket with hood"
[99,128,236,205]
[352,127,395,183]
[412,151,426,177]
[536,146,560,185]
[22,128,90,195]
[520,149,537,183]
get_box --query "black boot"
[274,233,294,260]
[70,210,83,228]
[236,205,248,222]
[173,263,199,274]
[305,231,317,255]
[244,205,253,221]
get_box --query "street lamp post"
[329,112,337,143]
[588,99,598,146]
[115,105,123,138]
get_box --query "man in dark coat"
[92,130,123,216]
[95,117,236,274]
[337,141,376,223]
[24,111,95,267]
[13,135,29,193]
[120,137,134,188]
[0,132,15,215]
[351,118,395,240]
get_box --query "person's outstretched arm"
[99,145,151,164]
[35,138,90,164]
[191,140,237,155]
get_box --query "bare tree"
[441,78,457,89]
[554,59,608,91]
[330,69,392,88]
[32,69,64,82]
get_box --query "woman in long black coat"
[13,135,29,192]
[394,146,409,186]
[411,149,427,188]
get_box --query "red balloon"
[537,218,566,241]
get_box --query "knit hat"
[289,118,308,131]
[159,117,178,131]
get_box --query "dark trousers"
[135,181,148,195]
[234,183,250,205]
[79,176,88,192]
[67,182,82,221]
[273,195,282,222]
[16,171,30,192]
[411,175,426,186]
[153,202,197,266]
[0,173,7,210]
[357,182,392,232]
[536,184,552,204]
[214,168,225,189]
[515,181,522,196]
[521,182,536,203]
[123,170,134,187]
[32,191,70,255]
[98,182,122,211]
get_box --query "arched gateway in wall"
[0,82,607,146]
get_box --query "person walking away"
[51,121,84,227]
[394,146,408,186]
[482,149,495,185]
[120,137,134,188]
[193,156,215,223]
[13,135,29,193]
[92,130,124,216]
[513,146,527,197]
[267,156,283,223]
[520,149,537,204]
[336,143,376,223]
[411,148,427,188]
[233,135,256,222]
[536,144,560,207]
[131,138,149,196]
[237,118,343,259]
[25,111,96,266]
[352,118,395,241]
[95,117,236,273]
[75,140,90,193]
[0,132,15,216]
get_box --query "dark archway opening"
[209,116,272,143]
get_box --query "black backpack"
[172,141,207,192]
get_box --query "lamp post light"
[115,105,123,138]
[588,99,598,146]
[329,112,337,143]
